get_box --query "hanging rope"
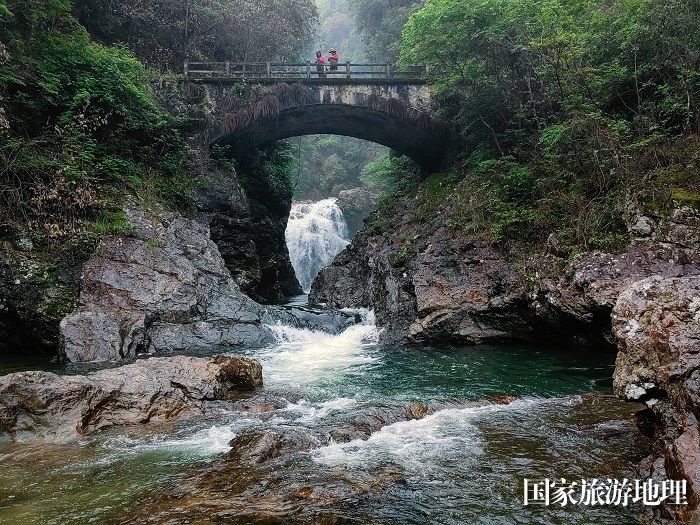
[293,136,302,190]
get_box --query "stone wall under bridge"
[153,78,455,172]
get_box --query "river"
[0,200,649,524]
[0,311,648,524]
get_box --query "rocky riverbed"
[0,186,697,523]
[0,316,650,524]
[311,198,700,521]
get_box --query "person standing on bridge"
[312,51,327,78]
[328,48,340,73]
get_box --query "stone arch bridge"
[154,62,454,172]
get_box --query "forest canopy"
[395,0,700,251]
[401,0,700,155]
[75,0,318,70]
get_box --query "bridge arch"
[216,103,447,171]
[203,81,454,172]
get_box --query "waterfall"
[285,198,350,292]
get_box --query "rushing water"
[285,199,350,292]
[0,308,649,525]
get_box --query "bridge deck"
[184,61,428,84]
[188,77,429,85]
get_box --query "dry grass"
[218,82,448,137]
[221,83,311,136]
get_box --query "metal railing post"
[346,61,351,78]
[386,62,391,79]
[267,62,271,78]
[225,61,230,76]
[184,60,189,76]
[306,62,311,78]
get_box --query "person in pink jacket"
[312,51,326,77]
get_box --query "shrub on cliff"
[396,0,700,254]
[0,0,192,251]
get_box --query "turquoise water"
[0,311,647,524]
[0,353,55,376]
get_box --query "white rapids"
[261,309,380,388]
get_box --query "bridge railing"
[184,61,428,81]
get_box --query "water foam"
[261,309,379,388]
[283,397,358,422]
[97,419,260,462]
[285,198,350,292]
[312,398,543,471]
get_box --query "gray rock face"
[311,200,700,347]
[612,276,700,520]
[195,169,301,304]
[60,203,272,362]
[0,355,262,443]
[336,187,378,236]
[309,219,544,345]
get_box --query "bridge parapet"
[184,61,428,84]
[154,68,454,172]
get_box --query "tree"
[348,0,422,62]
[74,0,318,71]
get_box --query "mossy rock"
[390,247,410,268]
[671,188,700,209]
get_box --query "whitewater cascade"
[285,198,350,292]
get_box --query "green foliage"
[365,215,390,234]
[401,0,700,148]
[89,210,134,238]
[315,0,365,61]
[0,1,13,21]
[411,170,461,222]
[0,0,192,254]
[348,0,422,62]
[361,152,420,195]
[390,246,409,267]
[671,188,700,208]
[236,143,296,206]
[388,0,700,253]
[292,135,386,199]
[146,238,166,249]
[42,284,78,317]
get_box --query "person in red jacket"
[328,48,340,72]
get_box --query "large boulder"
[613,276,700,521]
[0,355,262,443]
[60,202,272,362]
[336,187,378,236]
